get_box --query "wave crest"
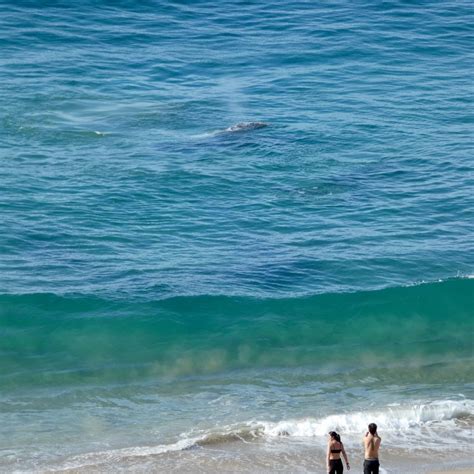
[257,399,473,438]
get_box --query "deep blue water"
[0,1,473,471]
[2,0,473,299]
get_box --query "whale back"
[224,122,268,133]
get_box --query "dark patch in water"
[223,121,268,133]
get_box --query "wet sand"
[429,470,474,474]
[23,436,474,473]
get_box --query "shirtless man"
[363,423,381,474]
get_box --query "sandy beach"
[429,470,473,474]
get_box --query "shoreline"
[3,439,474,472]
[429,471,473,474]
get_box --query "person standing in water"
[363,423,381,474]
[327,431,350,473]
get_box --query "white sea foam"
[254,399,474,455]
[257,399,473,438]
[52,437,200,471]
[49,399,472,471]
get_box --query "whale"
[222,122,268,133]
[191,122,268,140]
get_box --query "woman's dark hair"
[368,423,377,435]
[329,431,341,443]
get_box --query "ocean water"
[1,1,473,472]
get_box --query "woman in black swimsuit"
[327,431,350,474]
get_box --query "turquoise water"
[1,1,473,471]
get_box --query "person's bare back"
[363,433,381,459]
[363,423,381,474]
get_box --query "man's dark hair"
[368,423,377,435]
